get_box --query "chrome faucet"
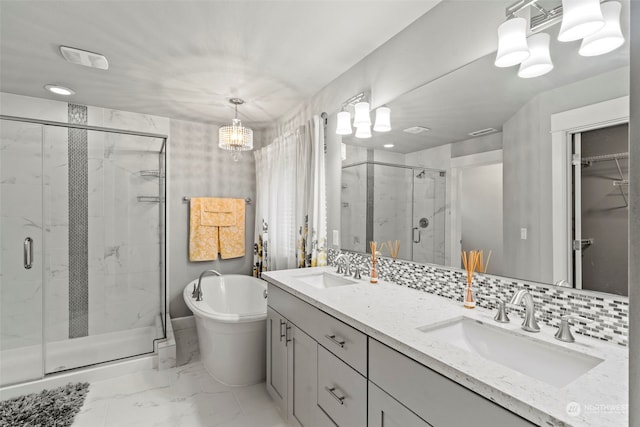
[193,269,222,301]
[334,254,351,276]
[509,290,540,332]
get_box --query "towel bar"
[182,196,252,205]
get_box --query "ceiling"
[343,0,631,154]
[0,0,439,128]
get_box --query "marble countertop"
[262,266,628,427]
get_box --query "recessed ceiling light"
[403,126,430,134]
[44,84,75,96]
[60,46,109,70]
[383,144,394,148]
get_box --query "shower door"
[43,127,165,373]
[0,119,45,386]
[412,169,446,264]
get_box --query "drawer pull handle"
[279,319,286,341]
[325,334,346,348]
[24,237,33,269]
[285,324,292,345]
[325,386,345,405]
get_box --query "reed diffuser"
[461,250,481,309]
[370,241,379,284]
[386,240,400,259]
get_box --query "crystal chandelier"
[218,98,253,161]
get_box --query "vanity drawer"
[368,339,535,427]
[314,308,367,375]
[317,345,367,427]
[267,282,367,375]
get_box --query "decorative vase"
[463,278,475,309]
[370,258,378,284]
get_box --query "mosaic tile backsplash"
[328,249,629,346]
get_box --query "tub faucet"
[193,269,222,301]
[509,289,540,332]
[334,254,351,276]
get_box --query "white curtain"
[253,115,327,276]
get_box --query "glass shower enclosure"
[0,117,167,386]
[341,162,446,264]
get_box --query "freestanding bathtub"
[183,274,267,386]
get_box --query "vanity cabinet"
[266,279,534,427]
[368,382,432,427]
[317,346,367,427]
[267,306,322,427]
[266,307,288,415]
[368,339,535,427]
[266,283,367,427]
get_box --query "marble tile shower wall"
[327,249,629,346]
[1,93,169,346]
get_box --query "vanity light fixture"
[373,107,391,132]
[579,1,625,56]
[557,0,604,42]
[355,124,372,139]
[335,92,391,139]
[353,102,371,127]
[495,0,624,78]
[218,98,253,161]
[495,17,530,67]
[44,84,75,96]
[336,111,353,135]
[518,33,554,78]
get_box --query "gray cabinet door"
[266,307,287,416]
[368,382,432,427]
[288,325,318,427]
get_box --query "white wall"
[460,163,504,275]
[168,119,256,318]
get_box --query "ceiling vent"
[403,126,431,134]
[468,127,498,137]
[60,46,109,70]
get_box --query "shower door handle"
[412,227,421,244]
[24,237,33,269]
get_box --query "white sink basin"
[296,272,357,289]
[418,317,603,388]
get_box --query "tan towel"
[219,198,245,259]
[189,197,246,261]
[189,197,219,261]
[200,198,235,227]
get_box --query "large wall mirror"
[335,0,630,297]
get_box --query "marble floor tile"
[73,361,286,427]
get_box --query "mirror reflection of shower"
[341,161,446,263]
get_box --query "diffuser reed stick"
[385,240,400,259]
